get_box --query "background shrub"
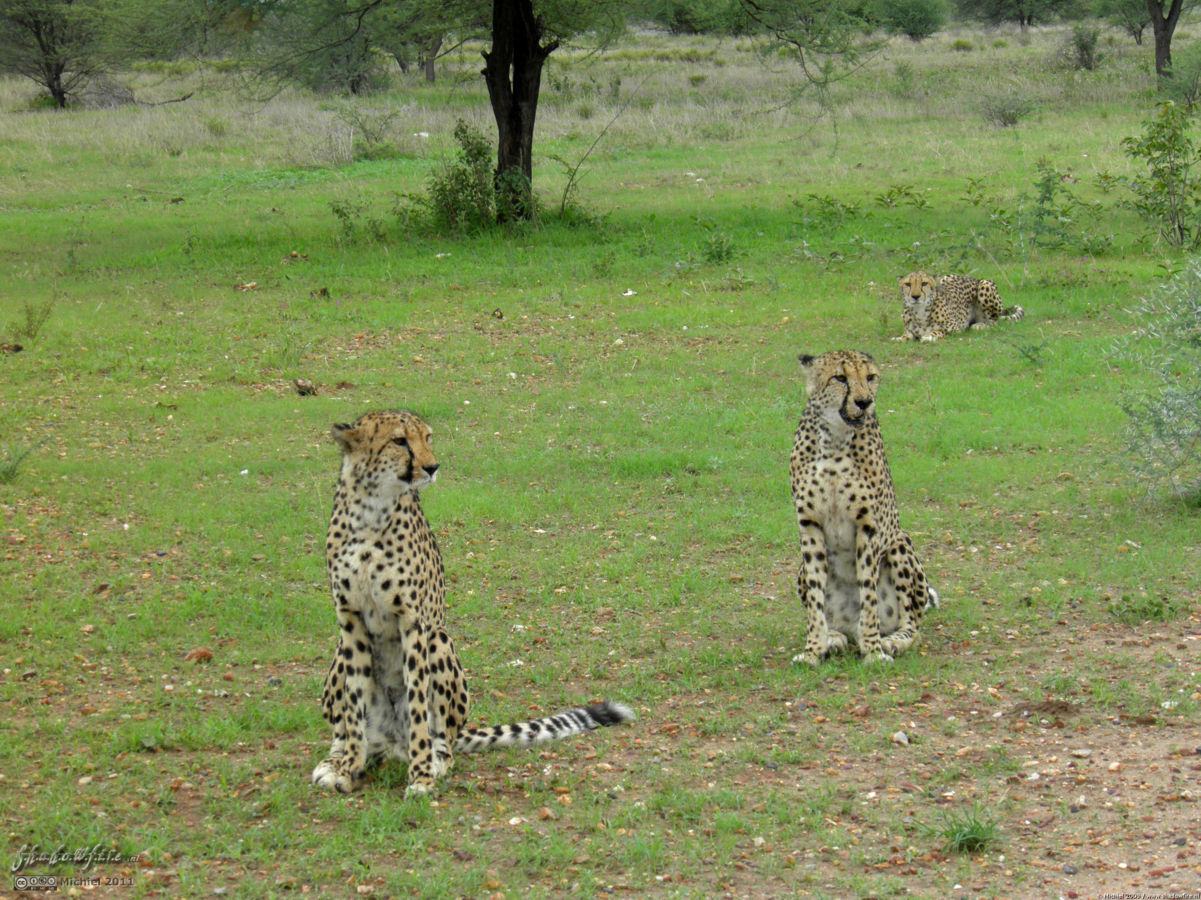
[1122,100,1201,248]
[1115,261,1201,502]
[1065,24,1102,71]
[1163,42,1201,108]
[424,120,496,232]
[876,0,950,42]
[980,94,1036,126]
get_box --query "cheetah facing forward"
[896,271,1024,342]
[790,351,938,665]
[311,410,633,796]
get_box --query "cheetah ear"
[859,351,875,363]
[798,354,816,367]
[330,422,359,451]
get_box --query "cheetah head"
[330,410,439,495]
[898,271,936,304]
[799,350,879,430]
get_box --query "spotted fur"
[895,271,1024,342]
[789,352,938,665]
[311,410,633,796]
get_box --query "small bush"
[329,200,387,244]
[416,120,497,232]
[980,94,1036,127]
[891,60,917,97]
[1027,157,1079,248]
[1108,593,1182,624]
[1062,25,1102,71]
[878,0,949,42]
[1115,260,1201,501]
[1122,101,1201,248]
[646,0,751,35]
[333,105,402,161]
[701,224,737,263]
[0,443,39,485]
[928,804,1000,854]
[1163,43,1201,108]
[2,299,54,347]
[951,38,974,52]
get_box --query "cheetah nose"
[854,397,872,412]
[424,464,439,477]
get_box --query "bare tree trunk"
[45,63,68,107]
[421,33,442,83]
[481,0,558,222]
[1147,0,1184,82]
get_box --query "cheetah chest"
[333,530,445,748]
[801,457,870,636]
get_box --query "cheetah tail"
[1001,304,1025,321]
[453,701,635,755]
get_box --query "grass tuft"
[929,803,1001,854]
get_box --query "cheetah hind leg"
[429,627,468,780]
[312,642,359,792]
[792,571,831,663]
[878,542,928,659]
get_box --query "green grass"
[1,19,1200,900]
[928,802,1002,854]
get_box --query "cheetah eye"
[832,375,848,384]
[867,374,878,383]
[391,436,409,449]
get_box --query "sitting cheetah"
[895,271,1024,342]
[790,351,938,665]
[311,410,633,796]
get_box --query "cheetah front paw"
[881,634,916,657]
[312,757,361,794]
[826,631,848,654]
[404,778,436,798]
[793,633,830,665]
[862,649,894,664]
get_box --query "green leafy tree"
[1122,100,1201,247]
[249,0,878,222]
[1146,0,1196,82]
[1096,0,1149,43]
[877,0,949,41]
[740,0,880,85]
[0,0,248,107]
[642,0,751,34]
[249,0,394,95]
[0,0,110,107]
[1115,260,1201,502]
[955,0,1075,29]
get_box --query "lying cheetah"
[895,271,1024,342]
[790,351,938,664]
[311,410,633,796]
